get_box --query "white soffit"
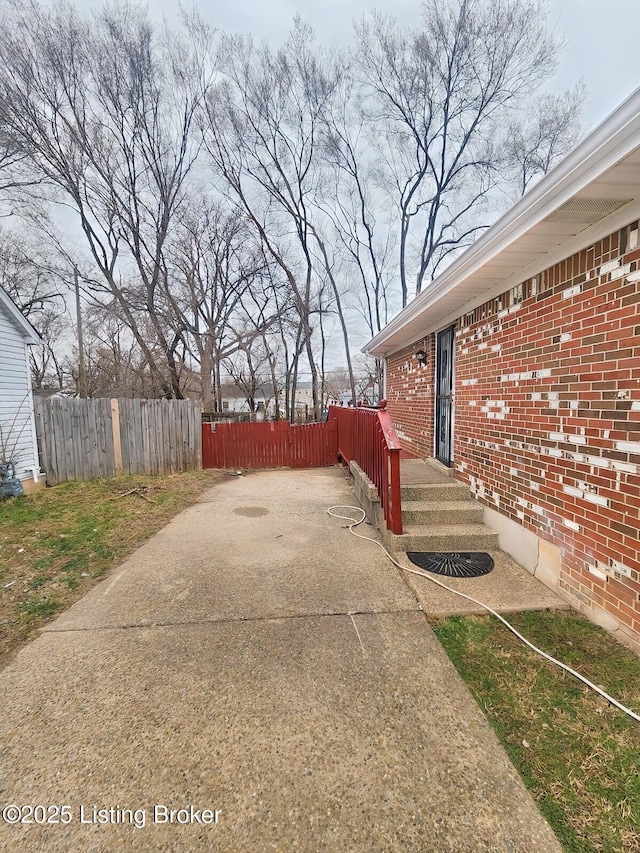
[545,196,631,224]
[364,87,640,358]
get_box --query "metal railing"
[329,402,403,534]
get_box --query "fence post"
[111,398,123,475]
[388,448,402,534]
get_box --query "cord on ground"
[327,505,640,724]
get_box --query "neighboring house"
[364,88,640,652]
[326,392,352,407]
[220,384,273,419]
[0,286,43,491]
[293,382,313,410]
[219,381,332,420]
[293,382,361,416]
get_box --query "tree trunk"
[201,342,215,412]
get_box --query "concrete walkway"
[0,468,562,852]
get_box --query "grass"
[0,469,223,666]
[432,611,640,853]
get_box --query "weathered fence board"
[35,398,201,485]
[202,419,337,470]
[289,420,337,468]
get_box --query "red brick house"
[364,89,640,652]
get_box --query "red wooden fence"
[202,419,337,470]
[329,404,403,534]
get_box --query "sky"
[544,0,640,130]
[33,0,640,372]
[136,0,640,132]
[47,0,640,171]
[176,0,640,364]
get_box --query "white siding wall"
[222,397,268,413]
[0,303,39,481]
[223,397,252,413]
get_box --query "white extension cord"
[327,505,640,723]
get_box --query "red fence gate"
[202,419,338,470]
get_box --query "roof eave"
[0,286,42,345]
[364,86,640,359]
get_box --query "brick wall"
[386,220,640,647]
[386,334,436,459]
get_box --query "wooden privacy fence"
[35,398,202,485]
[202,419,337,470]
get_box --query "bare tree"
[76,304,145,398]
[0,227,74,388]
[320,75,397,338]
[0,121,44,205]
[0,0,587,405]
[0,0,215,396]
[202,20,345,419]
[223,340,273,416]
[28,306,68,390]
[262,279,306,421]
[309,233,357,406]
[318,82,394,401]
[506,85,585,197]
[354,0,583,306]
[169,199,285,411]
[0,228,66,316]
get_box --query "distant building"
[220,383,275,419]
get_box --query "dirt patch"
[233,506,269,517]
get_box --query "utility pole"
[74,265,87,398]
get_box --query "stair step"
[393,524,500,553]
[401,482,471,502]
[401,500,485,526]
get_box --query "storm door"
[435,325,455,467]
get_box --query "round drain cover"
[407,552,494,578]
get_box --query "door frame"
[435,324,456,467]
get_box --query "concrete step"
[392,524,500,553]
[401,500,485,526]
[400,457,454,483]
[401,482,471,502]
